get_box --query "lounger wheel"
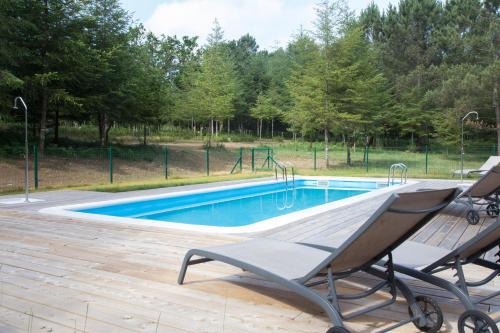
[408,296,443,332]
[466,210,480,225]
[326,327,351,333]
[486,203,499,217]
[458,310,499,333]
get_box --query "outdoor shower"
[13,96,29,202]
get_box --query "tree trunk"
[39,0,49,153]
[105,122,111,147]
[143,125,147,145]
[99,111,109,147]
[227,118,230,133]
[363,135,370,163]
[98,114,103,145]
[53,106,59,145]
[495,79,499,155]
[347,139,351,166]
[39,87,48,152]
[324,128,329,168]
[271,118,274,138]
[259,119,263,140]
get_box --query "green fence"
[269,143,495,178]
[0,143,496,193]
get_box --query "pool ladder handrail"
[269,157,295,187]
[388,163,408,185]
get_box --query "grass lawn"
[75,173,273,192]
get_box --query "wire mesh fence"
[0,143,496,193]
[0,146,26,192]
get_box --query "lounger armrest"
[467,169,487,174]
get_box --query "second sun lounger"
[303,218,499,332]
[453,156,500,177]
[455,164,500,224]
[391,220,500,333]
[178,188,459,333]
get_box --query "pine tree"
[190,20,238,142]
[285,31,322,141]
[313,0,353,166]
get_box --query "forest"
[0,0,499,156]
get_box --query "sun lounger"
[455,164,500,224]
[302,219,499,333]
[453,156,500,177]
[178,188,459,333]
[391,221,500,333]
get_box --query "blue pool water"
[76,180,384,227]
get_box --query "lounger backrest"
[311,188,459,275]
[424,220,500,271]
[457,222,500,260]
[423,220,500,272]
[462,164,500,198]
[480,156,500,171]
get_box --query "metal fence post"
[425,145,429,175]
[239,147,243,172]
[313,147,317,170]
[33,145,38,190]
[493,144,497,156]
[205,146,209,176]
[251,148,255,172]
[164,146,168,179]
[108,146,113,183]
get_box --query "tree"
[250,89,281,139]
[189,20,238,141]
[80,0,134,146]
[0,0,85,151]
[313,0,353,166]
[228,34,269,132]
[286,31,322,141]
[173,58,202,130]
[331,26,390,159]
[423,0,499,148]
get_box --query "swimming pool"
[42,177,413,233]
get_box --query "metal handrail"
[269,156,295,187]
[388,163,408,185]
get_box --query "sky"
[120,0,395,50]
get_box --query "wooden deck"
[0,179,498,332]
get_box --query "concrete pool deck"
[0,177,498,332]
